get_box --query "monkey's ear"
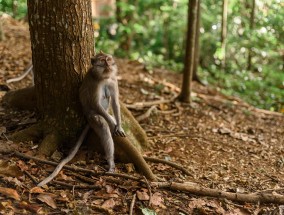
[91,57,96,65]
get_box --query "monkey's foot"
[107,160,115,173]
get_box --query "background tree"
[178,0,199,103]
[220,0,228,70]
[192,0,201,82]
[247,0,256,71]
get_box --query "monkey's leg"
[88,114,115,172]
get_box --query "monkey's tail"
[37,125,90,187]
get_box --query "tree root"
[2,87,36,111]
[38,132,63,156]
[113,136,156,181]
[9,123,43,143]
[152,181,284,204]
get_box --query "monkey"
[37,51,125,187]
[6,64,34,85]
[79,51,126,172]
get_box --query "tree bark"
[247,0,256,71]
[220,0,228,70]
[178,0,199,103]
[192,0,201,82]
[27,0,94,150]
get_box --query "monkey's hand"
[114,125,126,137]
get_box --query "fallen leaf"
[219,127,232,134]
[0,187,20,200]
[101,198,115,209]
[140,207,157,215]
[150,192,165,208]
[125,163,135,173]
[0,160,23,177]
[37,194,57,209]
[105,185,114,194]
[30,186,44,194]
[16,201,42,214]
[137,189,150,201]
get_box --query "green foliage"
[95,0,282,111]
[1,0,282,111]
[0,0,27,19]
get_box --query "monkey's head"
[90,51,117,80]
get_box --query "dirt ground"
[0,16,283,214]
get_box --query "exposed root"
[114,136,157,181]
[10,123,43,143]
[38,132,63,156]
[2,87,36,111]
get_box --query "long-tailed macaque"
[37,52,125,187]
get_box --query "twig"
[148,133,190,139]
[14,151,142,182]
[24,170,38,185]
[136,106,157,122]
[67,172,97,184]
[152,181,284,204]
[52,180,101,189]
[143,176,152,206]
[126,98,174,110]
[144,156,193,177]
[129,193,136,215]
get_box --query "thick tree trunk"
[220,0,228,70]
[27,0,94,151]
[247,0,256,71]
[178,0,199,103]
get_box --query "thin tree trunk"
[27,0,94,147]
[247,0,256,71]
[178,0,199,103]
[192,0,201,82]
[221,0,228,70]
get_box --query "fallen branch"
[52,180,101,189]
[144,157,193,177]
[143,176,152,206]
[126,98,174,110]
[129,193,136,215]
[152,181,284,204]
[136,106,157,122]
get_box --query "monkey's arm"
[92,102,116,132]
[109,81,126,137]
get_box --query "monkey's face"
[91,53,117,79]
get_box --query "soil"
[0,16,283,214]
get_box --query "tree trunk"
[220,0,228,70]
[27,0,94,153]
[178,0,199,103]
[247,0,256,71]
[192,0,201,82]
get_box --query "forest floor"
[0,16,284,215]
